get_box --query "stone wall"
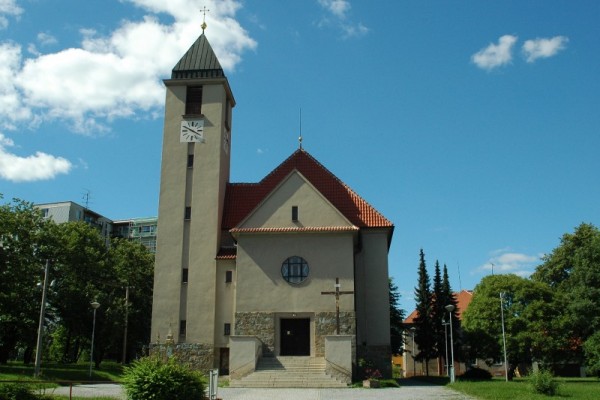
[149,342,214,371]
[235,312,275,355]
[234,311,357,359]
[315,312,355,357]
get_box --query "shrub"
[529,369,559,396]
[122,356,204,400]
[0,383,40,400]
[457,367,492,381]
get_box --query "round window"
[281,256,309,284]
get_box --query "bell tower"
[151,31,235,368]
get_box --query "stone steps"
[229,356,348,388]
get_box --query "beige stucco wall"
[241,171,353,229]
[215,260,236,347]
[151,84,187,341]
[235,233,355,313]
[186,82,230,345]
[152,79,233,351]
[355,229,391,346]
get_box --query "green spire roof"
[171,34,225,79]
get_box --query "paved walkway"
[48,381,477,400]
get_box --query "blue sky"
[1,0,599,312]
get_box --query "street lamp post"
[445,304,456,383]
[442,318,450,377]
[122,286,130,364]
[89,301,100,378]
[34,260,50,378]
[500,292,509,382]
[410,326,416,377]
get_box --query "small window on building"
[185,86,203,115]
[224,323,231,336]
[179,320,187,337]
[184,207,191,220]
[182,268,189,284]
[41,208,49,218]
[281,256,310,284]
[187,154,194,168]
[225,270,233,283]
[292,206,299,222]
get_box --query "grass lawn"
[450,377,600,400]
[0,361,124,383]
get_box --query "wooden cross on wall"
[321,277,354,334]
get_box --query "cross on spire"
[201,6,210,33]
[321,277,354,334]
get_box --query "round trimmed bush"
[123,356,204,400]
[529,369,559,396]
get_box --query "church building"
[151,31,394,384]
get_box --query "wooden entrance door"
[219,347,229,375]
[280,318,310,356]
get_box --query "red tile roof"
[216,247,237,260]
[404,290,473,324]
[230,226,360,234]
[222,149,393,230]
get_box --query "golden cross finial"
[201,6,210,33]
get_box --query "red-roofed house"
[151,32,394,386]
[403,290,473,377]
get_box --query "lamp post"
[89,301,100,378]
[122,286,130,364]
[410,326,416,377]
[445,304,456,383]
[500,292,509,382]
[34,260,50,378]
[442,318,450,377]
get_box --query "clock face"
[180,119,204,142]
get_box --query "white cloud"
[472,35,518,70]
[0,133,72,182]
[318,0,351,19]
[316,0,368,39]
[478,249,541,277]
[522,36,568,63]
[37,32,58,46]
[0,43,33,130]
[0,0,22,29]
[0,0,256,134]
[342,22,368,39]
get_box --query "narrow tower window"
[179,320,187,337]
[224,323,231,336]
[185,86,203,115]
[182,268,189,284]
[292,206,299,222]
[184,207,191,220]
[225,270,233,283]
[187,154,194,168]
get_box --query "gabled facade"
[151,32,394,381]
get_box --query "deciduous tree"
[0,197,55,363]
[462,274,565,379]
[532,223,600,365]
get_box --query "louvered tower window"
[185,86,203,115]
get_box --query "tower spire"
[298,108,303,149]
[201,5,210,33]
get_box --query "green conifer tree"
[413,249,435,375]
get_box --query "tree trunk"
[23,346,33,364]
[62,329,72,363]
